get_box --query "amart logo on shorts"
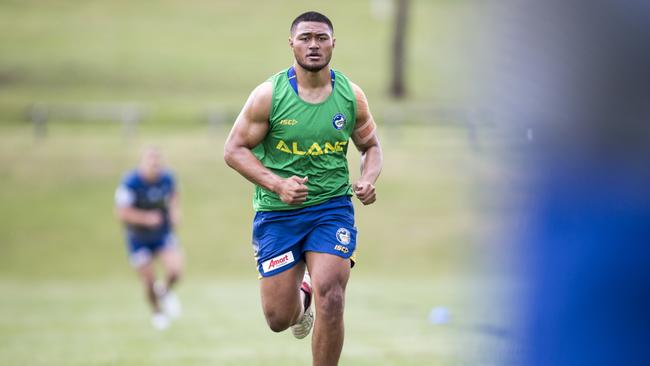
[262,251,295,273]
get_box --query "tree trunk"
[390,0,409,98]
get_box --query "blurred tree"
[390,0,410,98]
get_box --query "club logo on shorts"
[336,228,351,245]
[332,113,346,130]
[262,251,295,273]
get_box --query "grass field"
[0,0,475,123]
[0,1,518,364]
[0,123,495,280]
[0,123,518,365]
[0,277,513,366]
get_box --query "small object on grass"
[429,306,450,325]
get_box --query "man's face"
[140,148,163,181]
[289,21,335,72]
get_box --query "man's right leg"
[159,241,183,291]
[136,260,160,313]
[135,259,170,330]
[129,241,169,329]
[156,246,184,319]
[260,260,306,332]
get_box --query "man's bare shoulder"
[253,80,273,98]
[348,80,362,95]
[245,81,273,120]
[348,81,370,113]
[250,81,273,107]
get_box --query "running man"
[224,11,382,365]
[114,147,184,330]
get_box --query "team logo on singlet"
[336,228,351,245]
[146,187,163,202]
[332,113,346,130]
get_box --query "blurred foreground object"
[478,1,650,365]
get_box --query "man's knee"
[264,309,294,332]
[315,283,345,320]
[137,266,156,284]
[167,270,181,283]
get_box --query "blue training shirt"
[115,169,176,241]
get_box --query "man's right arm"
[224,82,308,205]
[114,185,162,227]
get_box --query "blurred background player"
[114,147,184,330]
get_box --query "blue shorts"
[126,231,177,268]
[252,195,357,277]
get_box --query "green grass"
[0,122,517,365]
[0,0,475,123]
[0,123,491,279]
[0,276,513,366]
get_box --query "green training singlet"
[252,67,357,211]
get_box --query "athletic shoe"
[160,290,182,319]
[153,281,182,319]
[291,271,314,339]
[151,312,170,330]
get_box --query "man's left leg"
[156,242,184,319]
[305,251,351,366]
[159,245,183,291]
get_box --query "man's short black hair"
[290,11,333,34]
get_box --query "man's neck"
[139,170,159,183]
[293,63,331,90]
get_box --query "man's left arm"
[350,82,383,205]
[169,191,181,228]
